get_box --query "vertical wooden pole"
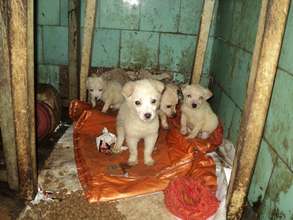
[0,0,19,190]
[27,0,37,194]
[79,0,97,101]
[8,0,37,200]
[227,0,291,219]
[68,0,80,101]
[191,0,216,84]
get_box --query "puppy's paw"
[112,145,122,154]
[91,102,96,108]
[200,132,210,139]
[101,107,108,113]
[128,159,138,166]
[162,123,169,130]
[180,127,187,135]
[144,158,155,166]
[186,134,196,139]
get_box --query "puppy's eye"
[99,89,103,91]
[199,96,204,100]
[135,100,141,106]
[151,99,156,104]
[166,105,171,108]
[89,89,94,92]
[187,94,191,98]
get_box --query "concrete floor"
[18,126,229,220]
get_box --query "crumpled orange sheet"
[71,100,223,203]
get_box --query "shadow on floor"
[0,107,71,220]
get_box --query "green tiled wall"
[248,3,293,217]
[210,0,261,143]
[209,0,293,218]
[37,0,217,89]
[36,0,293,217]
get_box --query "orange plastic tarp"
[71,100,223,203]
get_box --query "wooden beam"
[191,0,216,84]
[79,0,97,101]
[227,0,291,219]
[27,0,37,195]
[0,170,8,182]
[7,0,37,200]
[68,0,81,101]
[0,0,19,190]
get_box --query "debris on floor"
[20,191,125,220]
[19,126,233,220]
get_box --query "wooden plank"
[0,170,7,182]
[27,0,37,194]
[68,0,81,101]
[79,0,97,101]
[227,0,291,219]
[0,0,19,190]
[8,0,37,200]
[191,0,216,84]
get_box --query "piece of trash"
[107,163,131,177]
[31,186,54,205]
[96,127,128,154]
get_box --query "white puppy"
[180,84,218,139]
[86,75,124,112]
[159,84,179,129]
[114,79,164,166]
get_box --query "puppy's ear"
[180,84,188,90]
[122,81,135,98]
[180,84,189,95]
[150,80,165,94]
[86,77,91,89]
[202,87,213,100]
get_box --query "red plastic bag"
[164,177,219,220]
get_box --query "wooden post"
[27,0,37,194]
[227,0,291,219]
[191,0,216,84]
[68,0,81,101]
[0,170,8,182]
[0,0,19,190]
[6,0,37,200]
[79,0,97,101]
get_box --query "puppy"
[113,79,165,166]
[86,75,124,112]
[126,69,172,82]
[101,68,129,85]
[180,84,218,139]
[159,84,179,129]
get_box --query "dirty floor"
[17,125,231,220]
[19,126,175,220]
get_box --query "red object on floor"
[36,101,54,140]
[164,177,219,220]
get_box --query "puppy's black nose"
[171,112,177,118]
[144,113,152,119]
[192,103,197,108]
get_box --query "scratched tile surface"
[160,33,196,73]
[120,31,159,69]
[264,69,293,170]
[91,29,120,67]
[248,139,277,206]
[37,0,60,25]
[99,0,140,30]
[258,158,293,220]
[140,0,180,32]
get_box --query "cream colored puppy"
[114,79,164,166]
[86,75,124,112]
[180,84,218,139]
[159,84,179,129]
